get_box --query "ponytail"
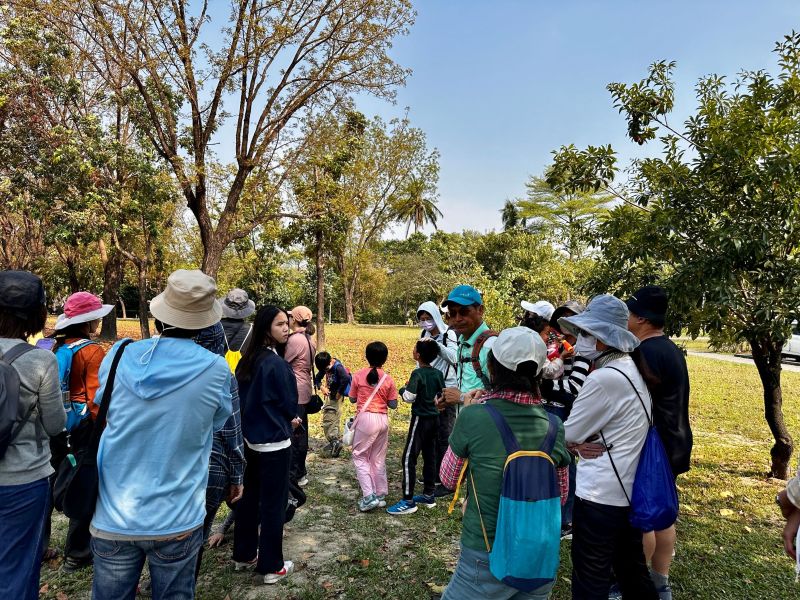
[367,367,379,385]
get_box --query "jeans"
[195,467,230,581]
[91,527,203,600]
[571,497,658,600]
[0,477,49,600]
[233,446,290,574]
[290,404,309,481]
[442,544,555,600]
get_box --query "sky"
[354,0,800,235]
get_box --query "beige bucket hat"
[149,269,222,330]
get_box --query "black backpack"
[0,344,35,459]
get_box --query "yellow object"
[225,349,242,374]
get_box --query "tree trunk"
[99,240,123,341]
[749,336,793,479]
[344,283,355,324]
[120,298,127,319]
[137,266,151,339]
[314,232,326,350]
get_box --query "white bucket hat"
[520,300,555,321]
[149,269,222,330]
[492,326,548,375]
[558,294,640,353]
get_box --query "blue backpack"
[475,404,562,592]
[603,366,679,532]
[54,339,96,432]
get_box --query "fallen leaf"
[719,508,734,517]
[359,559,370,567]
[39,585,49,595]
[744,526,753,533]
[56,592,68,600]
[322,581,334,590]
[336,554,351,563]
[427,583,446,594]
[720,490,734,498]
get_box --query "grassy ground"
[40,324,799,599]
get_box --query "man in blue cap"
[439,285,497,411]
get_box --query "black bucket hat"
[0,270,46,317]
[550,300,586,333]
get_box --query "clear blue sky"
[356,0,800,235]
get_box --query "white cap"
[492,326,548,375]
[520,300,555,321]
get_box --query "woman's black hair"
[236,305,288,381]
[154,319,200,339]
[521,312,550,334]
[487,350,540,395]
[53,322,93,349]
[0,305,47,341]
[315,351,332,373]
[365,341,388,385]
[631,347,662,390]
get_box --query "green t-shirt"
[448,398,571,551]
[404,366,445,417]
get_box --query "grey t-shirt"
[0,338,65,486]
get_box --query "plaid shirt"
[439,389,570,504]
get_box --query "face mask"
[419,319,436,332]
[575,332,601,360]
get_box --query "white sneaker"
[233,557,257,571]
[297,476,309,487]
[263,560,293,584]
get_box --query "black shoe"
[433,484,453,498]
[61,556,92,573]
[331,439,343,458]
[560,524,573,540]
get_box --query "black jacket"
[239,349,298,445]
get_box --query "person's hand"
[207,532,224,548]
[560,345,576,360]
[783,509,800,560]
[291,417,302,430]
[320,383,330,396]
[463,389,485,406]
[227,484,244,504]
[568,442,607,459]
[441,387,462,407]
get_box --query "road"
[687,350,800,373]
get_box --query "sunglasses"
[448,305,479,318]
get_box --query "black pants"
[401,415,438,499]
[289,404,309,482]
[571,497,658,600]
[435,404,456,482]
[233,446,290,574]
[43,424,93,563]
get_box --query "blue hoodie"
[91,337,232,538]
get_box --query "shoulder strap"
[600,429,631,506]
[361,373,388,414]
[66,339,94,351]
[237,324,252,352]
[606,366,652,424]
[0,343,34,365]
[471,330,498,388]
[305,334,317,389]
[88,339,133,454]
[483,402,521,454]
[540,412,559,455]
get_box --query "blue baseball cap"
[443,285,483,307]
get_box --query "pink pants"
[351,411,389,498]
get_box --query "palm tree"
[394,176,443,235]
[501,200,520,230]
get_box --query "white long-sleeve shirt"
[564,355,651,507]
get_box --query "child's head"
[365,341,388,385]
[415,339,440,366]
[315,351,332,373]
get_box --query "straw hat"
[149,269,222,330]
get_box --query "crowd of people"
[0,265,794,599]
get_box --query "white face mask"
[575,332,601,360]
[419,319,436,332]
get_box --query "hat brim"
[150,294,223,330]
[54,305,115,330]
[221,299,256,319]
[558,313,640,353]
[550,306,579,331]
[442,296,482,308]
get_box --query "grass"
[40,324,800,599]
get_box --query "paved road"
[687,350,800,373]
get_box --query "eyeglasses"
[448,305,479,318]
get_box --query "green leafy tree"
[547,35,800,478]
[393,174,442,235]
[517,176,612,260]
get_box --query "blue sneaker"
[358,494,380,512]
[386,498,417,515]
[412,494,436,508]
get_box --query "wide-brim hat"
[221,288,256,319]
[558,294,640,353]
[54,292,114,330]
[150,269,222,330]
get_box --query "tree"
[518,177,612,260]
[393,174,441,235]
[41,0,414,276]
[500,199,523,231]
[547,35,800,478]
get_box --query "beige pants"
[321,395,343,442]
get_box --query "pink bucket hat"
[54,292,115,331]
